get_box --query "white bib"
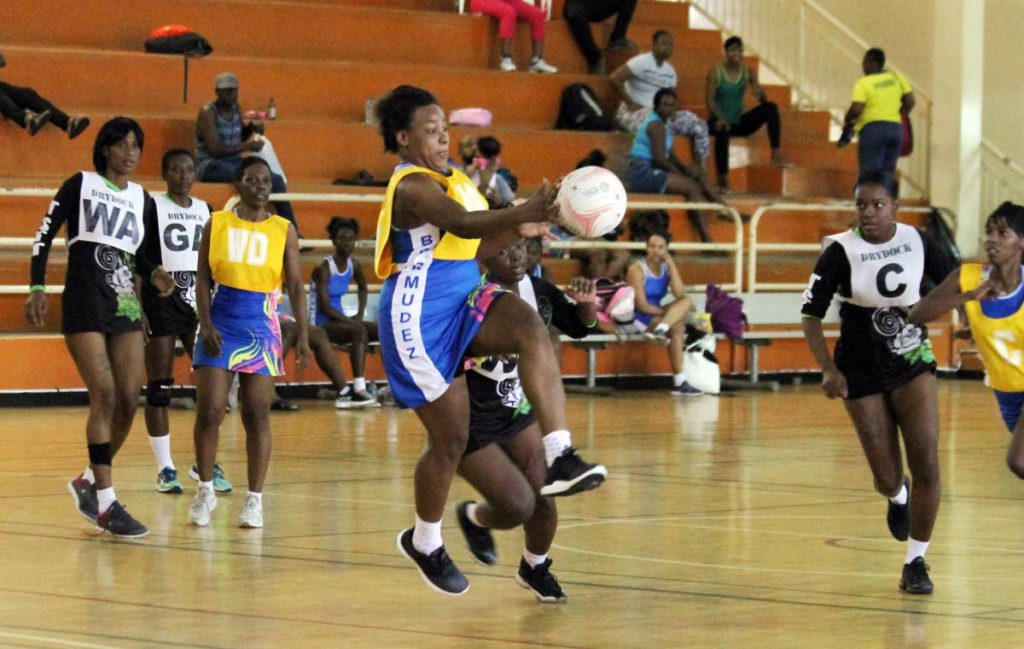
[827,223,925,308]
[153,194,210,272]
[72,171,146,254]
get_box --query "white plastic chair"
[457,0,552,20]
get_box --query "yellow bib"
[961,262,1024,391]
[207,210,291,292]
[374,165,487,279]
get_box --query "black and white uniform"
[464,275,592,455]
[140,194,211,337]
[801,223,952,399]
[30,172,156,335]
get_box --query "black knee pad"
[88,442,112,466]
[147,379,173,407]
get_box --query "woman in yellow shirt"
[188,156,310,530]
[839,48,915,176]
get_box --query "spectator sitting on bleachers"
[310,217,379,408]
[458,134,478,169]
[466,135,517,208]
[194,72,298,231]
[0,51,90,139]
[610,30,676,133]
[628,88,726,244]
[562,0,639,74]
[705,36,789,194]
[626,229,709,396]
[469,0,558,73]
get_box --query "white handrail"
[747,203,954,292]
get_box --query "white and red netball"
[556,166,627,239]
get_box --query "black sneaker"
[67,476,98,524]
[396,528,469,596]
[899,557,933,595]
[456,501,497,566]
[540,448,608,497]
[886,476,911,542]
[97,501,149,538]
[515,558,567,603]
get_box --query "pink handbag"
[449,108,493,127]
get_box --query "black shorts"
[61,281,142,335]
[61,245,143,335]
[142,288,198,338]
[841,360,936,400]
[464,409,537,456]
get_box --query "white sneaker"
[499,57,516,72]
[238,494,264,528]
[187,486,217,526]
[528,58,558,74]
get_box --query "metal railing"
[748,202,955,292]
[0,190,744,294]
[981,140,1024,219]
[681,0,932,200]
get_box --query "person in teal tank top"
[627,88,729,243]
[705,36,789,193]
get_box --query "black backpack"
[555,83,612,131]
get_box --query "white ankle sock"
[523,549,548,568]
[247,491,262,505]
[97,487,116,514]
[82,467,95,484]
[905,538,929,564]
[654,323,670,335]
[353,378,366,392]
[199,480,214,493]
[673,373,686,387]
[542,430,572,467]
[149,435,174,471]
[889,483,908,505]
[413,516,443,555]
[466,502,484,527]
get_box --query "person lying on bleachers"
[194,72,298,231]
[0,51,89,139]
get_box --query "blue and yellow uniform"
[374,164,502,409]
[961,262,1024,430]
[193,209,291,376]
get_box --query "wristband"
[585,318,598,328]
[29,284,46,293]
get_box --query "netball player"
[910,202,1024,479]
[25,117,174,538]
[802,170,953,594]
[187,157,310,529]
[457,240,600,603]
[374,85,605,596]
[310,216,379,408]
[139,148,231,494]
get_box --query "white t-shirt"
[625,52,677,109]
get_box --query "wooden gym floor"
[0,379,1021,648]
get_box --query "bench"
[563,292,840,394]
